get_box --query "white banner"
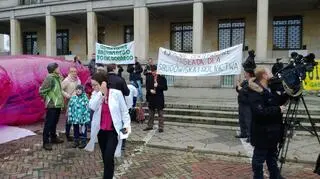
[157,44,243,76]
[96,41,135,65]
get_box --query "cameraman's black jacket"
[247,78,284,149]
[236,80,250,104]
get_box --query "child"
[68,85,90,148]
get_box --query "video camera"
[270,52,317,97]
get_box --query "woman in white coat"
[85,72,130,179]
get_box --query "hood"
[248,77,263,93]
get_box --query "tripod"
[277,94,320,173]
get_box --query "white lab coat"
[84,89,131,157]
[125,84,138,110]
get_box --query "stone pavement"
[1,118,320,178]
[130,122,320,164]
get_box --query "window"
[56,30,69,55]
[170,23,193,52]
[19,0,43,5]
[273,16,302,50]
[124,25,134,43]
[218,19,245,50]
[23,32,38,55]
[218,19,245,88]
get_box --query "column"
[193,0,203,54]
[134,6,149,62]
[10,18,22,55]
[46,15,56,56]
[256,0,269,61]
[87,11,97,58]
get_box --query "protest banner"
[157,44,243,76]
[303,59,320,91]
[95,41,135,65]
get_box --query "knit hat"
[47,62,59,74]
[76,84,85,93]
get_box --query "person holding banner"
[143,65,168,133]
[127,57,143,101]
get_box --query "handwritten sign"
[157,44,243,76]
[303,59,320,91]
[95,41,135,65]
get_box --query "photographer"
[247,67,286,179]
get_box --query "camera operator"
[247,67,286,179]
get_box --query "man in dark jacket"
[143,65,168,133]
[235,71,254,142]
[88,53,96,76]
[127,57,143,101]
[235,50,256,142]
[247,67,286,179]
[107,64,130,96]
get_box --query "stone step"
[161,103,320,115]
[143,114,320,131]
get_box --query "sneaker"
[72,141,79,148]
[78,141,87,149]
[158,129,164,133]
[43,143,53,151]
[52,137,64,144]
[143,127,153,131]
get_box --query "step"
[142,114,320,131]
[143,108,320,122]
[162,103,320,115]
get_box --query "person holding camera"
[247,67,286,179]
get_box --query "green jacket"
[39,73,64,109]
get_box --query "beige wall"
[20,19,87,62]
[57,20,87,62]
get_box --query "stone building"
[0,0,319,87]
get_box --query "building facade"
[0,0,319,87]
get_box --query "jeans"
[98,130,118,179]
[43,108,61,144]
[238,104,252,137]
[131,80,143,101]
[73,124,87,142]
[252,147,280,179]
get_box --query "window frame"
[56,29,70,56]
[272,15,303,50]
[217,18,246,50]
[170,22,193,53]
[124,25,134,43]
[23,31,37,55]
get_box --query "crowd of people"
[39,53,168,179]
[38,49,296,179]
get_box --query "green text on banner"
[95,41,135,65]
[157,44,243,76]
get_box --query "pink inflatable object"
[0,55,90,126]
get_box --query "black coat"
[236,80,250,104]
[127,62,143,81]
[247,78,285,149]
[107,73,130,96]
[146,74,168,110]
